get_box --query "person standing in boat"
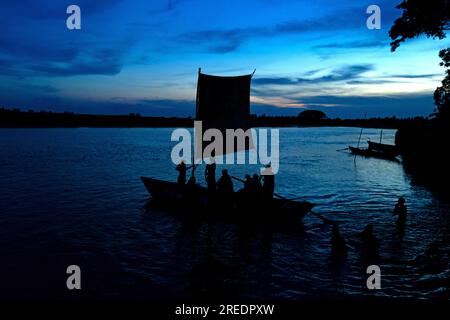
[261,164,275,200]
[217,169,233,198]
[243,174,252,192]
[176,161,193,186]
[205,157,216,194]
[252,174,262,193]
[185,175,200,202]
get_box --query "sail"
[196,71,252,129]
[195,69,254,159]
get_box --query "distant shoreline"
[0,108,428,130]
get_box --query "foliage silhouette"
[390,0,450,120]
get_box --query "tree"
[390,0,450,51]
[297,110,327,122]
[433,49,450,120]
[390,0,450,120]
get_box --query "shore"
[396,120,450,197]
[0,108,425,129]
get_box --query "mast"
[192,67,201,177]
[357,112,367,148]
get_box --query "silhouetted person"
[331,224,347,260]
[243,174,252,191]
[360,224,380,263]
[186,176,200,203]
[252,174,262,193]
[393,197,407,227]
[176,161,187,186]
[187,175,196,187]
[262,165,275,199]
[217,169,233,197]
[205,158,216,194]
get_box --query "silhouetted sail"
[195,68,254,159]
[196,70,252,129]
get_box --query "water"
[0,127,449,300]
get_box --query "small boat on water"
[348,128,400,161]
[367,141,399,157]
[349,142,399,161]
[141,176,315,224]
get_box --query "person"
[217,169,233,196]
[205,158,216,194]
[185,176,200,202]
[176,161,187,186]
[331,224,347,259]
[243,174,252,192]
[360,224,380,262]
[262,165,275,199]
[252,174,262,193]
[393,197,407,226]
[187,175,197,187]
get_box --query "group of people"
[176,160,410,264]
[241,172,275,200]
[331,197,408,262]
[176,160,275,201]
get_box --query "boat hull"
[367,141,399,157]
[140,176,315,223]
[349,146,399,161]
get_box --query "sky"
[0,0,447,118]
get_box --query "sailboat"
[141,68,315,223]
[349,129,400,161]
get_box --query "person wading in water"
[393,197,408,234]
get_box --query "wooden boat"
[367,141,399,157]
[141,70,315,224]
[348,127,400,161]
[348,145,399,161]
[141,176,315,223]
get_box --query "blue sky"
[0,0,447,118]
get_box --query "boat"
[367,141,399,157]
[141,176,315,223]
[348,145,397,160]
[348,127,400,161]
[141,68,315,224]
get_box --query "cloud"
[0,0,131,77]
[346,73,442,85]
[178,6,377,53]
[208,41,242,53]
[0,41,127,77]
[252,64,375,86]
[149,0,183,15]
[346,79,395,85]
[314,40,388,49]
[251,92,435,118]
[0,0,123,20]
[0,26,131,77]
[387,74,442,79]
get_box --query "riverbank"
[0,107,426,129]
[396,119,450,197]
